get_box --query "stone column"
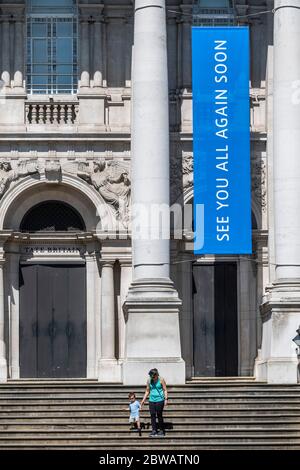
[80,18,90,88]
[258,0,300,383]
[0,252,6,381]
[119,261,132,361]
[14,17,24,88]
[123,0,185,385]
[93,17,103,87]
[9,253,20,379]
[86,254,97,378]
[1,19,11,87]
[98,261,121,382]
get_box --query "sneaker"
[157,430,165,437]
[149,431,157,437]
[138,429,142,437]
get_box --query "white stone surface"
[130,0,171,280]
[123,0,185,384]
[0,0,271,383]
[258,1,300,384]
[0,259,7,381]
[273,0,300,280]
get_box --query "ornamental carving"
[64,159,131,227]
[251,158,267,213]
[170,153,193,204]
[0,159,39,197]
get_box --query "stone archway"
[0,177,107,380]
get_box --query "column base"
[123,358,185,385]
[258,280,300,384]
[98,359,122,383]
[123,278,186,385]
[0,358,7,382]
[10,365,20,380]
[256,357,298,384]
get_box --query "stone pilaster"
[93,16,104,88]
[0,232,11,382]
[98,261,121,382]
[1,18,11,88]
[13,14,25,89]
[80,17,90,88]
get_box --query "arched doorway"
[19,201,87,378]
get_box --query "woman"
[140,368,168,437]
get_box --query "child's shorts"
[129,416,140,423]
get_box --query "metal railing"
[193,7,236,26]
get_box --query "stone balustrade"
[25,101,79,125]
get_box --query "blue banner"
[192,27,252,254]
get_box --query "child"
[127,392,142,437]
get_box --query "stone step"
[0,442,299,450]
[1,392,300,399]
[0,416,299,424]
[0,431,300,439]
[2,384,300,390]
[0,402,299,410]
[0,424,299,432]
[0,433,300,442]
[1,409,299,416]
[0,397,300,410]
[2,383,300,391]
[0,382,299,450]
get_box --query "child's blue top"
[148,377,165,403]
[129,400,140,418]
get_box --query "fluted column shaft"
[14,18,24,88]
[2,20,11,87]
[0,257,7,381]
[93,18,103,87]
[80,19,90,88]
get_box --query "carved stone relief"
[0,158,132,229]
[0,159,39,197]
[170,153,193,204]
[251,158,267,213]
[63,159,131,227]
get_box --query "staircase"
[0,380,300,450]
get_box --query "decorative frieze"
[68,159,131,227]
[0,158,131,228]
[0,159,39,198]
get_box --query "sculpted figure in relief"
[77,160,131,226]
[0,160,39,197]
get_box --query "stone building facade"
[0,0,293,385]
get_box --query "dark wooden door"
[193,263,238,377]
[19,264,87,378]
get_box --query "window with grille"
[193,0,236,26]
[20,201,86,232]
[26,0,78,94]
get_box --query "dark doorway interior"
[19,264,87,378]
[193,262,238,377]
